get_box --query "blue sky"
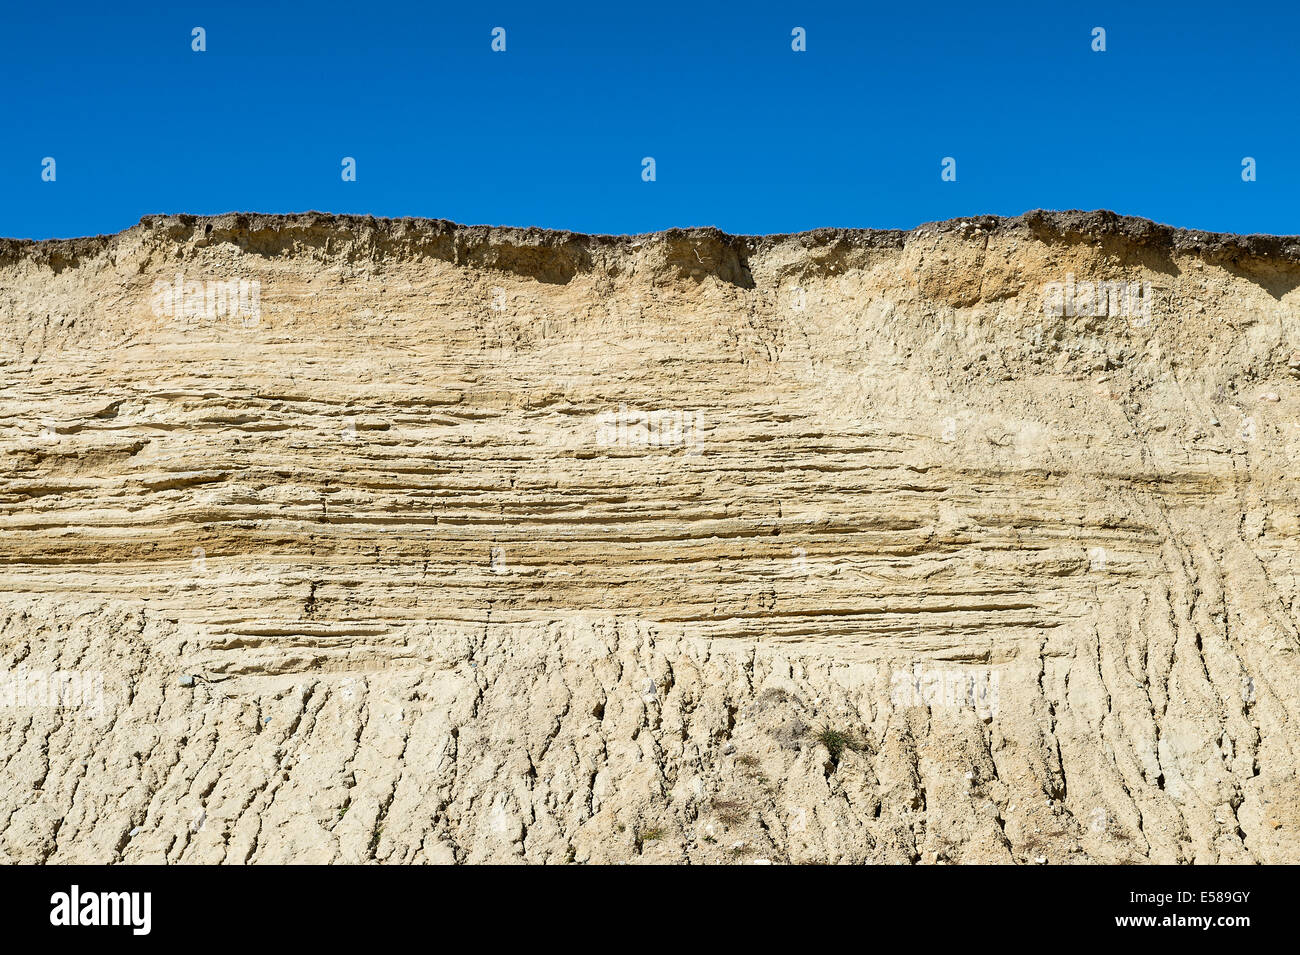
[2,1,1296,239]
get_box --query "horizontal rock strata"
[0,210,1297,863]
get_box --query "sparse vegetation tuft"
[813,725,861,761]
[712,798,748,826]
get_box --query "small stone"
[178,675,194,687]
[1259,392,1279,402]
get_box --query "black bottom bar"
[0,864,1279,942]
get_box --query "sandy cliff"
[0,210,1297,863]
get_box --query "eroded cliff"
[0,210,1298,863]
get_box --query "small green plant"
[736,754,761,769]
[640,826,665,842]
[814,726,858,761]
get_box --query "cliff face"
[1,210,1298,864]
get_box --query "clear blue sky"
[2,1,1296,239]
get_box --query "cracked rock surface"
[0,210,1297,864]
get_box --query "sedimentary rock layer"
[0,210,1297,863]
